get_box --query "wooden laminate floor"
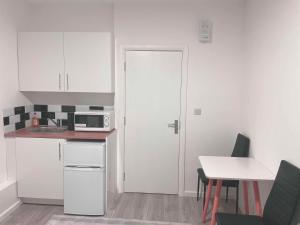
[1,193,236,225]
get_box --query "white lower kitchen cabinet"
[16,138,65,200]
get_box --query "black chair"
[216,160,300,225]
[197,133,250,213]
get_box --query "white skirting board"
[0,181,21,223]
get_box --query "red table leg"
[202,179,213,223]
[253,181,263,216]
[243,181,249,214]
[210,180,222,225]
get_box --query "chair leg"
[236,185,239,214]
[253,181,262,216]
[226,186,229,202]
[197,174,200,201]
[243,181,249,214]
[202,183,207,208]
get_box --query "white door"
[64,32,112,93]
[124,50,183,194]
[18,32,64,92]
[16,138,64,199]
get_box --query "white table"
[199,156,275,225]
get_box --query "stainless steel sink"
[27,126,68,133]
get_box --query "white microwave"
[74,111,115,132]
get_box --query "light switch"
[194,108,202,115]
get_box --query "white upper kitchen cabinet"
[64,32,113,93]
[16,138,64,200]
[18,32,113,93]
[18,32,65,92]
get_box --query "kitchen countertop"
[4,128,115,140]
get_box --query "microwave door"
[75,114,104,130]
[87,115,104,128]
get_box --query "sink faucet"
[48,118,61,127]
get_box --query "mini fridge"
[63,141,106,216]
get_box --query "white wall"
[0,0,30,218]
[242,0,300,212]
[114,0,245,194]
[21,1,114,32]
[243,0,300,172]
[22,92,114,106]
[0,0,31,183]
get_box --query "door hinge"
[124,62,127,72]
[123,172,126,181]
[124,116,126,126]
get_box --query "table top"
[199,156,276,181]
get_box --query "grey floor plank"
[1,193,236,225]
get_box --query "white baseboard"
[0,200,21,223]
[21,198,63,205]
[183,190,197,197]
[0,181,21,223]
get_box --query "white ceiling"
[26,0,110,2]
[26,0,197,3]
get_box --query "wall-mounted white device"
[199,19,213,43]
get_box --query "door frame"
[115,45,189,196]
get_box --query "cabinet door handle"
[66,74,69,90]
[59,142,61,161]
[59,73,61,90]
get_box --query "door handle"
[168,120,179,134]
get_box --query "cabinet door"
[16,138,64,199]
[18,32,64,92]
[64,32,113,93]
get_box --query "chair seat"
[216,213,268,225]
[197,168,239,187]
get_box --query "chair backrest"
[231,133,250,157]
[263,160,300,225]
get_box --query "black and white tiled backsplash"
[2,105,113,133]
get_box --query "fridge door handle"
[66,74,69,90]
[64,166,104,172]
[59,142,61,161]
[64,165,104,168]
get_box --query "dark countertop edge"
[4,128,116,140]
